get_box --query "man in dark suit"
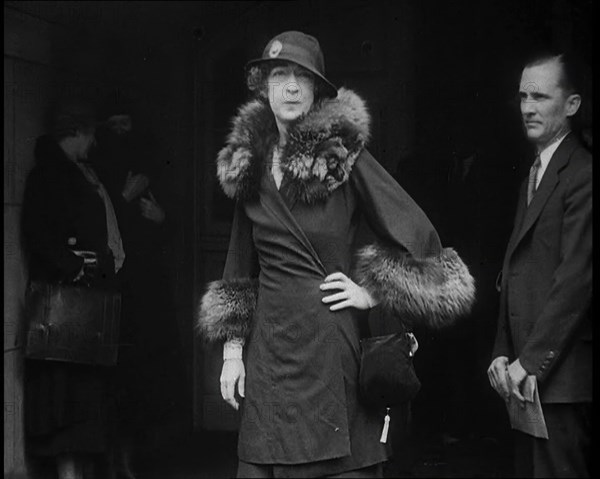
[487,52,592,477]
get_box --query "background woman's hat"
[98,89,139,122]
[246,31,338,98]
[48,99,97,139]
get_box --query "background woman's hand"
[139,191,165,224]
[71,251,99,286]
[220,358,245,410]
[320,272,377,311]
[122,171,150,202]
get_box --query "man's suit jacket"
[492,133,592,403]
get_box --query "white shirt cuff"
[223,338,244,360]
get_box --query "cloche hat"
[246,31,338,98]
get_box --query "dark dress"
[22,135,118,456]
[228,151,440,476]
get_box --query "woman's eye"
[295,70,311,80]
[270,69,285,78]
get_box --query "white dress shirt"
[536,132,570,189]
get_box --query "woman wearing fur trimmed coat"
[197,31,475,478]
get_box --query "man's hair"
[523,49,592,142]
[524,49,587,95]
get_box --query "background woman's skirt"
[25,360,115,456]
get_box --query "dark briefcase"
[24,282,121,366]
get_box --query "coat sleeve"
[491,181,528,361]
[21,166,84,281]
[196,200,260,342]
[491,287,513,360]
[351,150,475,329]
[519,160,592,381]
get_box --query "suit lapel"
[507,134,577,258]
[505,180,528,259]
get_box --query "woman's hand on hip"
[220,359,245,410]
[320,272,378,311]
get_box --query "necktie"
[527,155,541,206]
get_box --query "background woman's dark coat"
[22,135,116,456]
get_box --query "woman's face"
[267,62,315,127]
[107,114,133,136]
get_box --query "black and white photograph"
[4,1,592,478]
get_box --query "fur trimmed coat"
[197,88,475,474]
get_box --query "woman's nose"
[285,77,300,96]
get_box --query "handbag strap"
[365,307,410,338]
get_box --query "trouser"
[514,402,591,478]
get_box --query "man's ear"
[565,93,582,117]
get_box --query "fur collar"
[217,88,370,204]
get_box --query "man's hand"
[320,272,377,311]
[488,356,510,401]
[507,359,528,408]
[220,358,245,410]
[122,171,150,202]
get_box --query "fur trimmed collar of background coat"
[217,88,370,204]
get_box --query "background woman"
[22,101,125,479]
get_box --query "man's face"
[519,59,580,150]
[267,62,315,127]
[107,114,133,135]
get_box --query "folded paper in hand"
[506,375,548,439]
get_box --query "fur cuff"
[355,245,475,329]
[196,278,258,342]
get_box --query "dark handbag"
[24,281,121,366]
[359,331,421,409]
[359,327,420,443]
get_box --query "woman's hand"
[71,251,99,286]
[220,358,245,410]
[320,272,378,311]
[122,171,150,202]
[139,191,165,224]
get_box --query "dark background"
[4,1,592,477]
